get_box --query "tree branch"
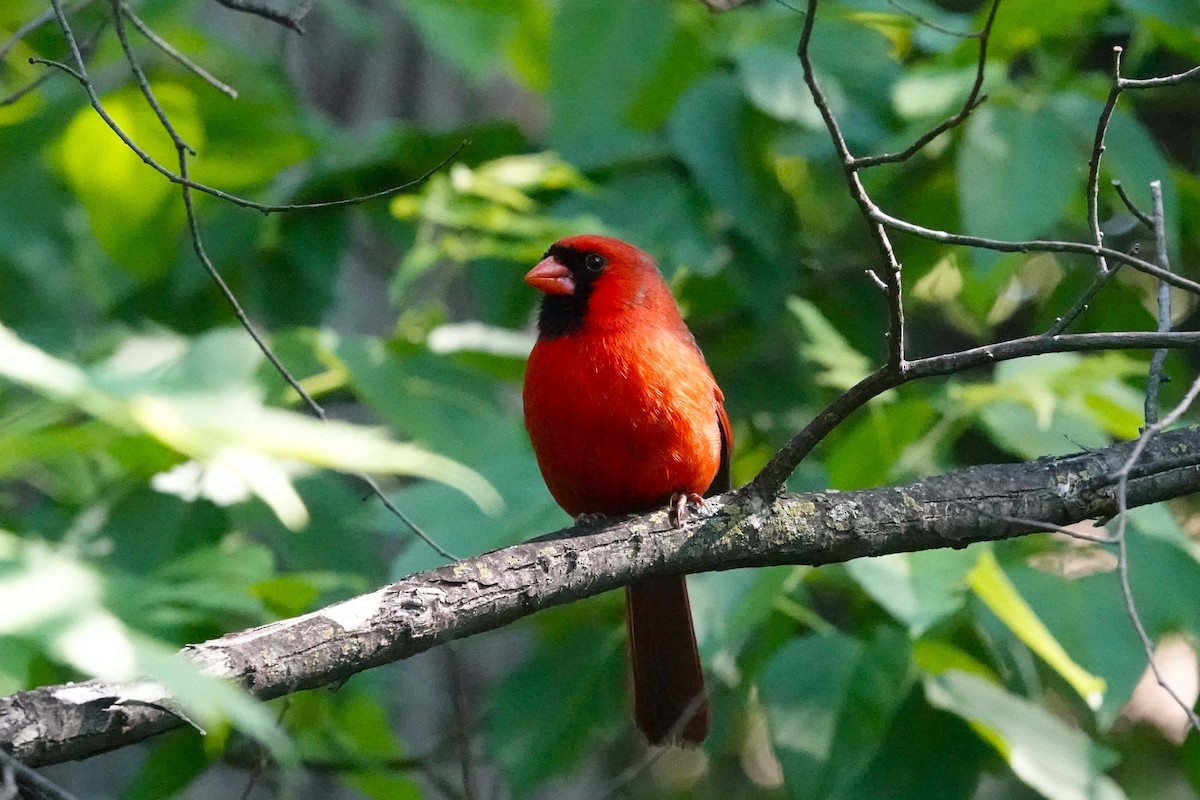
[5,427,1200,766]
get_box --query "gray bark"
[4,426,1200,766]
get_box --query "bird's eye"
[584,253,605,272]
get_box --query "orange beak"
[524,257,575,295]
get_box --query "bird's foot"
[575,511,610,527]
[669,492,709,528]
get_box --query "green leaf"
[847,546,978,636]
[983,0,1109,58]
[121,731,208,800]
[925,670,1127,800]
[0,325,501,527]
[786,296,872,393]
[56,84,200,281]
[690,566,792,682]
[762,627,912,799]
[737,43,820,127]
[824,399,938,489]
[547,0,670,166]
[846,687,992,799]
[0,533,291,765]
[953,352,1147,458]
[957,102,1082,270]
[1115,0,1200,26]
[1002,524,1200,728]
[669,72,787,260]
[969,550,1106,709]
[486,603,626,794]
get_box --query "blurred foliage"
[1,0,1199,798]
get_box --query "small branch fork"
[755,0,1200,739]
[10,0,462,560]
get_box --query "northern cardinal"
[522,234,732,745]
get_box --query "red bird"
[522,234,732,745]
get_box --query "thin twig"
[177,152,456,559]
[0,0,92,62]
[854,0,1000,168]
[39,0,464,214]
[1,68,53,106]
[1144,180,1173,425]
[444,646,479,800]
[1112,372,1200,734]
[796,0,907,368]
[211,0,307,34]
[1044,246,1133,337]
[885,0,981,39]
[986,513,1116,544]
[1047,49,1200,336]
[870,206,1200,295]
[1120,64,1200,90]
[1081,48,1124,284]
[595,689,712,800]
[121,2,238,98]
[40,0,457,560]
[0,748,80,800]
[110,0,195,155]
[4,14,106,107]
[1112,181,1154,230]
[750,329,1200,495]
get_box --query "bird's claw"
[669,492,710,528]
[575,511,609,527]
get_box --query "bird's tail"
[625,576,709,745]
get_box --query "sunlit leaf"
[787,296,873,392]
[56,84,202,280]
[0,324,501,526]
[926,670,1126,800]
[969,550,1106,709]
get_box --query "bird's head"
[525,235,667,339]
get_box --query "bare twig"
[1047,48,1200,336]
[986,513,1116,545]
[884,0,981,39]
[1120,64,1200,90]
[444,645,479,800]
[1081,48,1124,282]
[795,0,907,368]
[1112,181,1154,230]
[111,0,195,155]
[1112,373,1200,734]
[1144,180,1172,425]
[177,151,456,559]
[33,0,459,560]
[1044,247,1131,337]
[751,329,1200,495]
[3,14,106,107]
[0,748,79,800]
[854,0,1000,168]
[595,689,711,800]
[211,0,308,35]
[121,2,238,98]
[38,0,462,214]
[0,0,91,62]
[871,206,1200,295]
[1,67,53,106]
